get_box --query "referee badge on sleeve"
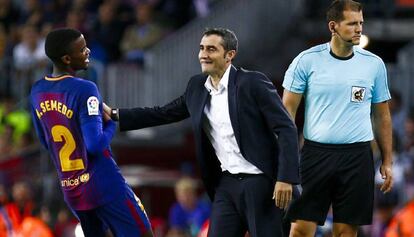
[87,96,99,115]
[351,86,366,103]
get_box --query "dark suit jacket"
[119,66,300,199]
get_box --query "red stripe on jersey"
[103,149,111,159]
[125,199,149,235]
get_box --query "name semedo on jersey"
[36,100,73,119]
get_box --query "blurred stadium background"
[0,0,414,236]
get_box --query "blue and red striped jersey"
[30,75,127,210]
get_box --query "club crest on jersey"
[80,173,90,183]
[61,172,90,187]
[87,96,99,115]
[351,86,365,103]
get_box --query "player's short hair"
[326,0,362,22]
[45,28,82,64]
[203,27,238,52]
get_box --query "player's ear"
[61,55,71,65]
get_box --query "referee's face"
[336,10,363,46]
[199,34,229,78]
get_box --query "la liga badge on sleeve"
[87,96,99,115]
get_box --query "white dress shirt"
[202,65,262,174]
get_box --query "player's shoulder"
[71,76,96,87]
[72,77,99,92]
[31,77,44,90]
[30,77,49,96]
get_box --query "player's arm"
[79,83,115,155]
[30,108,48,149]
[372,101,393,193]
[282,90,302,121]
[81,119,116,154]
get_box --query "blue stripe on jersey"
[30,76,127,210]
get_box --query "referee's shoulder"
[304,43,328,55]
[354,47,384,63]
[293,43,328,64]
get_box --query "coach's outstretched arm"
[103,95,190,132]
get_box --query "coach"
[105,28,300,237]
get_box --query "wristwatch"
[110,108,119,121]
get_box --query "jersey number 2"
[51,125,85,172]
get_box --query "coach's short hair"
[202,27,238,52]
[45,28,82,64]
[326,0,362,22]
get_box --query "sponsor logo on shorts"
[61,173,90,187]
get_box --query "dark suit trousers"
[208,172,286,237]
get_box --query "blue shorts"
[73,187,151,237]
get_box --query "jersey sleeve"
[282,53,308,94]
[78,82,115,154]
[30,106,48,149]
[372,59,391,103]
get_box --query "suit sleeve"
[118,95,190,131]
[252,74,300,184]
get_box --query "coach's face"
[199,34,232,79]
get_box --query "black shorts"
[286,140,375,226]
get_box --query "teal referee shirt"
[283,43,391,144]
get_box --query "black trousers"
[208,172,288,237]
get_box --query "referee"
[282,1,393,237]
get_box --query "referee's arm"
[372,101,393,194]
[282,90,303,121]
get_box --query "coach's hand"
[273,181,292,210]
[103,103,111,116]
[103,103,112,122]
[380,162,393,193]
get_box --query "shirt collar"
[204,64,232,95]
[327,42,355,60]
